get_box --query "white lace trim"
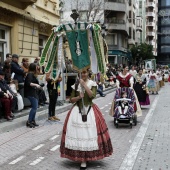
[71,80,97,92]
[72,122,95,128]
[65,144,99,151]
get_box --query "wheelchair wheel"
[133,115,137,126]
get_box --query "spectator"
[9,80,24,111]
[0,71,14,121]
[0,70,18,113]
[46,72,62,121]
[97,80,106,97]
[3,60,11,84]
[24,63,41,128]
[21,58,29,74]
[5,53,12,63]
[11,54,25,83]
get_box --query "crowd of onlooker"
[0,53,47,121]
[0,54,169,122]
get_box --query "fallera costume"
[116,72,142,117]
[60,79,113,161]
[134,74,150,106]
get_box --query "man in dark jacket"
[11,54,25,83]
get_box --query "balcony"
[146,22,155,27]
[105,19,128,35]
[1,0,37,9]
[146,12,155,17]
[146,2,155,7]
[147,32,155,37]
[149,41,156,46]
[105,0,126,12]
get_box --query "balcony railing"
[105,18,125,24]
[146,2,155,7]
[107,0,125,3]
[146,12,155,17]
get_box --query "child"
[116,91,131,115]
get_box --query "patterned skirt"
[60,104,113,162]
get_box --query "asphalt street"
[0,85,161,170]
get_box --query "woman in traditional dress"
[148,70,158,94]
[134,68,150,106]
[115,64,142,117]
[164,67,169,82]
[60,70,113,170]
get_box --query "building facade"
[138,0,146,43]
[145,0,158,57]
[157,0,170,64]
[128,0,142,47]
[0,0,60,63]
[104,0,129,65]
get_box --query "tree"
[130,43,154,64]
[60,0,104,23]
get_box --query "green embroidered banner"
[92,24,104,74]
[40,32,54,66]
[44,35,58,73]
[63,23,90,72]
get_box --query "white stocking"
[118,106,122,114]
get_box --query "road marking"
[32,144,44,151]
[29,157,44,166]
[119,95,160,170]
[49,135,59,140]
[105,105,108,107]
[109,102,112,104]
[100,107,104,110]
[50,145,60,151]
[9,156,25,165]
[105,110,109,113]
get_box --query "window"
[39,35,48,57]
[0,25,10,63]
[133,29,135,40]
[129,27,132,39]
[106,34,117,45]
[0,30,5,39]
[129,11,132,23]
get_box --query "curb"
[0,86,116,134]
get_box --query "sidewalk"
[0,85,116,134]
[120,83,170,170]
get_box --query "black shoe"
[80,167,87,170]
[26,121,35,128]
[32,120,39,127]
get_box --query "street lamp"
[70,9,79,23]
[101,24,108,38]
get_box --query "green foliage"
[130,43,154,61]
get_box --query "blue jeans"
[27,96,38,122]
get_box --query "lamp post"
[70,9,79,24]
[101,24,108,38]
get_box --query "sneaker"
[52,116,60,121]
[48,117,55,121]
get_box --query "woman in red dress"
[60,70,113,170]
[115,65,142,117]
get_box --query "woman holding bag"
[60,69,113,170]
